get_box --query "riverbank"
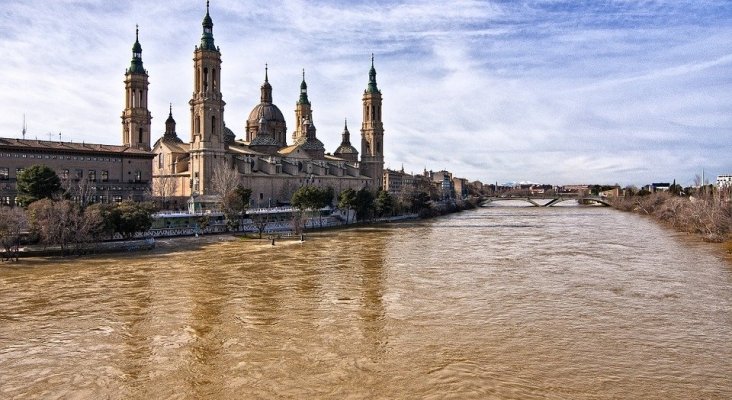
[608,192,732,253]
[3,211,436,261]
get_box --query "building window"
[62,169,69,180]
[135,170,142,182]
[0,168,8,180]
[139,128,143,144]
[75,169,83,180]
[88,170,96,182]
[101,170,108,182]
[113,196,122,203]
[16,168,24,176]
[158,154,163,169]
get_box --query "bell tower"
[293,69,313,143]
[189,1,226,195]
[121,26,151,150]
[360,55,384,189]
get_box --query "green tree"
[16,165,62,205]
[410,191,431,213]
[221,185,251,230]
[374,190,395,217]
[110,201,154,239]
[292,186,332,228]
[354,188,375,221]
[338,188,357,224]
[86,203,117,240]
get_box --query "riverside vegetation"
[609,186,732,247]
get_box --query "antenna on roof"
[22,114,26,140]
[59,132,62,142]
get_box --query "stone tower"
[292,69,313,143]
[360,55,384,189]
[121,26,151,150]
[189,1,226,195]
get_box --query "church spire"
[298,69,310,105]
[366,53,379,94]
[200,1,217,51]
[164,103,178,139]
[341,118,351,145]
[128,25,145,74]
[260,63,272,103]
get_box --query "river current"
[1,205,730,399]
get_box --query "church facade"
[149,4,385,209]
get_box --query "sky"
[1,0,731,187]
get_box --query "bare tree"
[210,160,241,201]
[0,207,28,262]
[150,167,179,210]
[210,161,251,230]
[63,174,97,207]
[27,199,103,255]
[250,211,271,239]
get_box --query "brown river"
[1,206,731,399]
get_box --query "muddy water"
[0,207,730,399]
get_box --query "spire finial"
[206,0,210,14]
[344,118,347,128]
[265,63,268,82]
[136,24,139,41]
[302,68,305,81]
[371,53,374,67]
[169,103,172,116]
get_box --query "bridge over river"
[480,194,612,207]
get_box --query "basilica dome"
[247,103,285,126]
[245,67,288,147]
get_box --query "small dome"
[247,103,285,125]
[335,144,358,154]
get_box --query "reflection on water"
[1,207,731,399]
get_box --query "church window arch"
[203,67,209,92]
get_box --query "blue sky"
[1,0,731,186]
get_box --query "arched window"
[138,128,143,144]
[211,115,216,135]
[203,68,209,92]
[194,114,200,134]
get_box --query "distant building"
[452,177,468,199]
[0,139,154,206]
[599,187,621,198]
[717,174,732,188]
[559,185,590,195]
